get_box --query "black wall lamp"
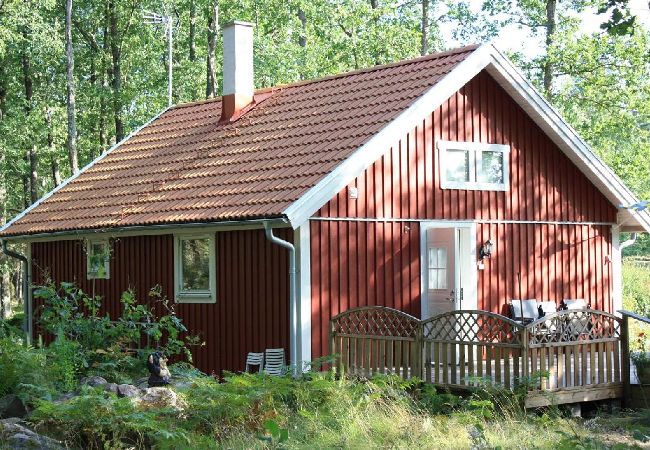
[479,239,493,260]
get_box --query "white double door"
[422,224,475,320]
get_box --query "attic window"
[174,234,216,303]
[438,140,510,191]
[86,239,110,280]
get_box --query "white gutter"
[263,221,298,376]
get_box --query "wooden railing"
[330,306,625,407]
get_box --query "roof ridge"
[170,44,479,111]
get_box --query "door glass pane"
[478,150,504,183]
[445,149,470,182]
[428,247,447,290]
[181,238,210,291]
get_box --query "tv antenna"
[143,10,173,107]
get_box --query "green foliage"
[623,262,650,316]
[31,386,189,449]
[32,281,200,383]
[0,337,52,401]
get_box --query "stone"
[117,384,141,399]
[104,383,119,395]
[80,376,108,388]
[0,419,64,449]
[0,395,27,419]
[139,387,183,410]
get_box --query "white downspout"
[264,222,298,375]
[620,233,638,251]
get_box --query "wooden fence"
[330,306,625,407]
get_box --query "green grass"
[22,370,648,449]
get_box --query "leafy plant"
[33,281,201,383]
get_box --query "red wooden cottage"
[2,22,649,376]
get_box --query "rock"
[0,395,27,419]
[52,392,77,405]
[80,376,108,388]
[139,387,184,410]
[117,384,141,399]
[134,377,149,390]
[104,383,119,395]
[0,419,64,449]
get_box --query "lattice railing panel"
[331,307,419,338]
[526,310,621,345]
[422,310,523,345]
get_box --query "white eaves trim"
[0,107,171,236]
[283,43,650,232]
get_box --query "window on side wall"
[86,239,111,280]
[438,140,510,191]
[174,234,216,303]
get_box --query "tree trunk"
[206,1,219,99]
[189,0,197,61]
[369,0,378,8]
[421,0,429,56]
[298,8,306,48]
[66,0,79,174]
[28,146,37,204]
[0,61,10,319]
[46,109,62,186]
[543,0,557,99]
[21,27,37,205]
[108,0,124,141]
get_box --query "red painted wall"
[311,71,616,360]
[31,230,290,375]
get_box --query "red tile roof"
[1,45,477,237]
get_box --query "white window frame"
[174,233,217,304]
[86,239,111,280]
[438,140,510,191]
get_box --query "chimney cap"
[222,20,254,29]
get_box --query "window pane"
[428,247,448,290]
[479,151,504,184]
[181,238,210,291]
[445,149,470,182]
[89,242,107,275]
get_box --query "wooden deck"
[330,307,628,408]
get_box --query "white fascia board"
[282,44,495,229]
[1,107,171,237]
[484,45,650,232]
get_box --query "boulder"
[80,376,108,388]
[104,383,119,395]
[0,395,27,419]
[0,418,64,449]
[139,387,184,410]
[117,384,141,399]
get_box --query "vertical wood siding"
[317,71,617,223]
[310,71,616,360]
[310,220,421,360]
[31,229,290,376]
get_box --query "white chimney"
[220,21,254,122]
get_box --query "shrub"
[33,281,201,383]
[31,387,189,449]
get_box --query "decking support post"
[415,324,424,380]
[621,314,630,407]
[521,327,529,390]
[329,319,339,376]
